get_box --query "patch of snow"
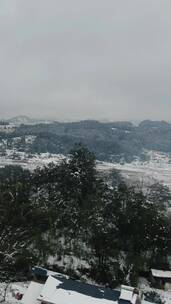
[47,255,90,271]
[25,136,36,144]
[144,288,171,304]
[97,150,171,189]
[22,281,43,304]
[0,150,65,171]
[0,282,28,304]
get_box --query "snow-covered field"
[0,150,65,171]
[1,149,171,189]
[98,150,171,189]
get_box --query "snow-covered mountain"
[7,115,53,126]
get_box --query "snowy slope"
[0,149,171,189]
[98,150,171,189]
[0,150,65,171]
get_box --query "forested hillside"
[0,144,170,287]
[1,119,171,163]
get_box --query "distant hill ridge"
[7,115,53,125]
[1,117,171,162]
[1,118,166,162]
[8,115,33,124]
[3,115,171,127]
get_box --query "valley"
[1,147,171,189]
[1,118,171,189]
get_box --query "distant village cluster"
[0,121,15,133]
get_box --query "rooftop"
[151,269,171,279]
[22,267,155,304]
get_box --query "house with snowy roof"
[22,276,142,304]
[151,269,171,291]
[22,267,153,304]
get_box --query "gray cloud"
[0,0,171,121]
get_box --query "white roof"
[119,285,135,302]
[151,269,171,279]
[37,276,116,304]
[22,281,43,304]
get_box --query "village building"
[0,122,15,133]
[21,267,153,304]
[151,269,171,291]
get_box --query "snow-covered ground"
[0,282,28,304]
[0,270,170,304]
[0,150,65,171]
[1,280,170,304]
[98,150,171,189]
[1,149,171,189]
[138,277,171,304]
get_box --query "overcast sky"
[0,1,171,121]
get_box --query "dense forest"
[0,144,170,287]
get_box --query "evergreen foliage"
[0,145,170,286]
